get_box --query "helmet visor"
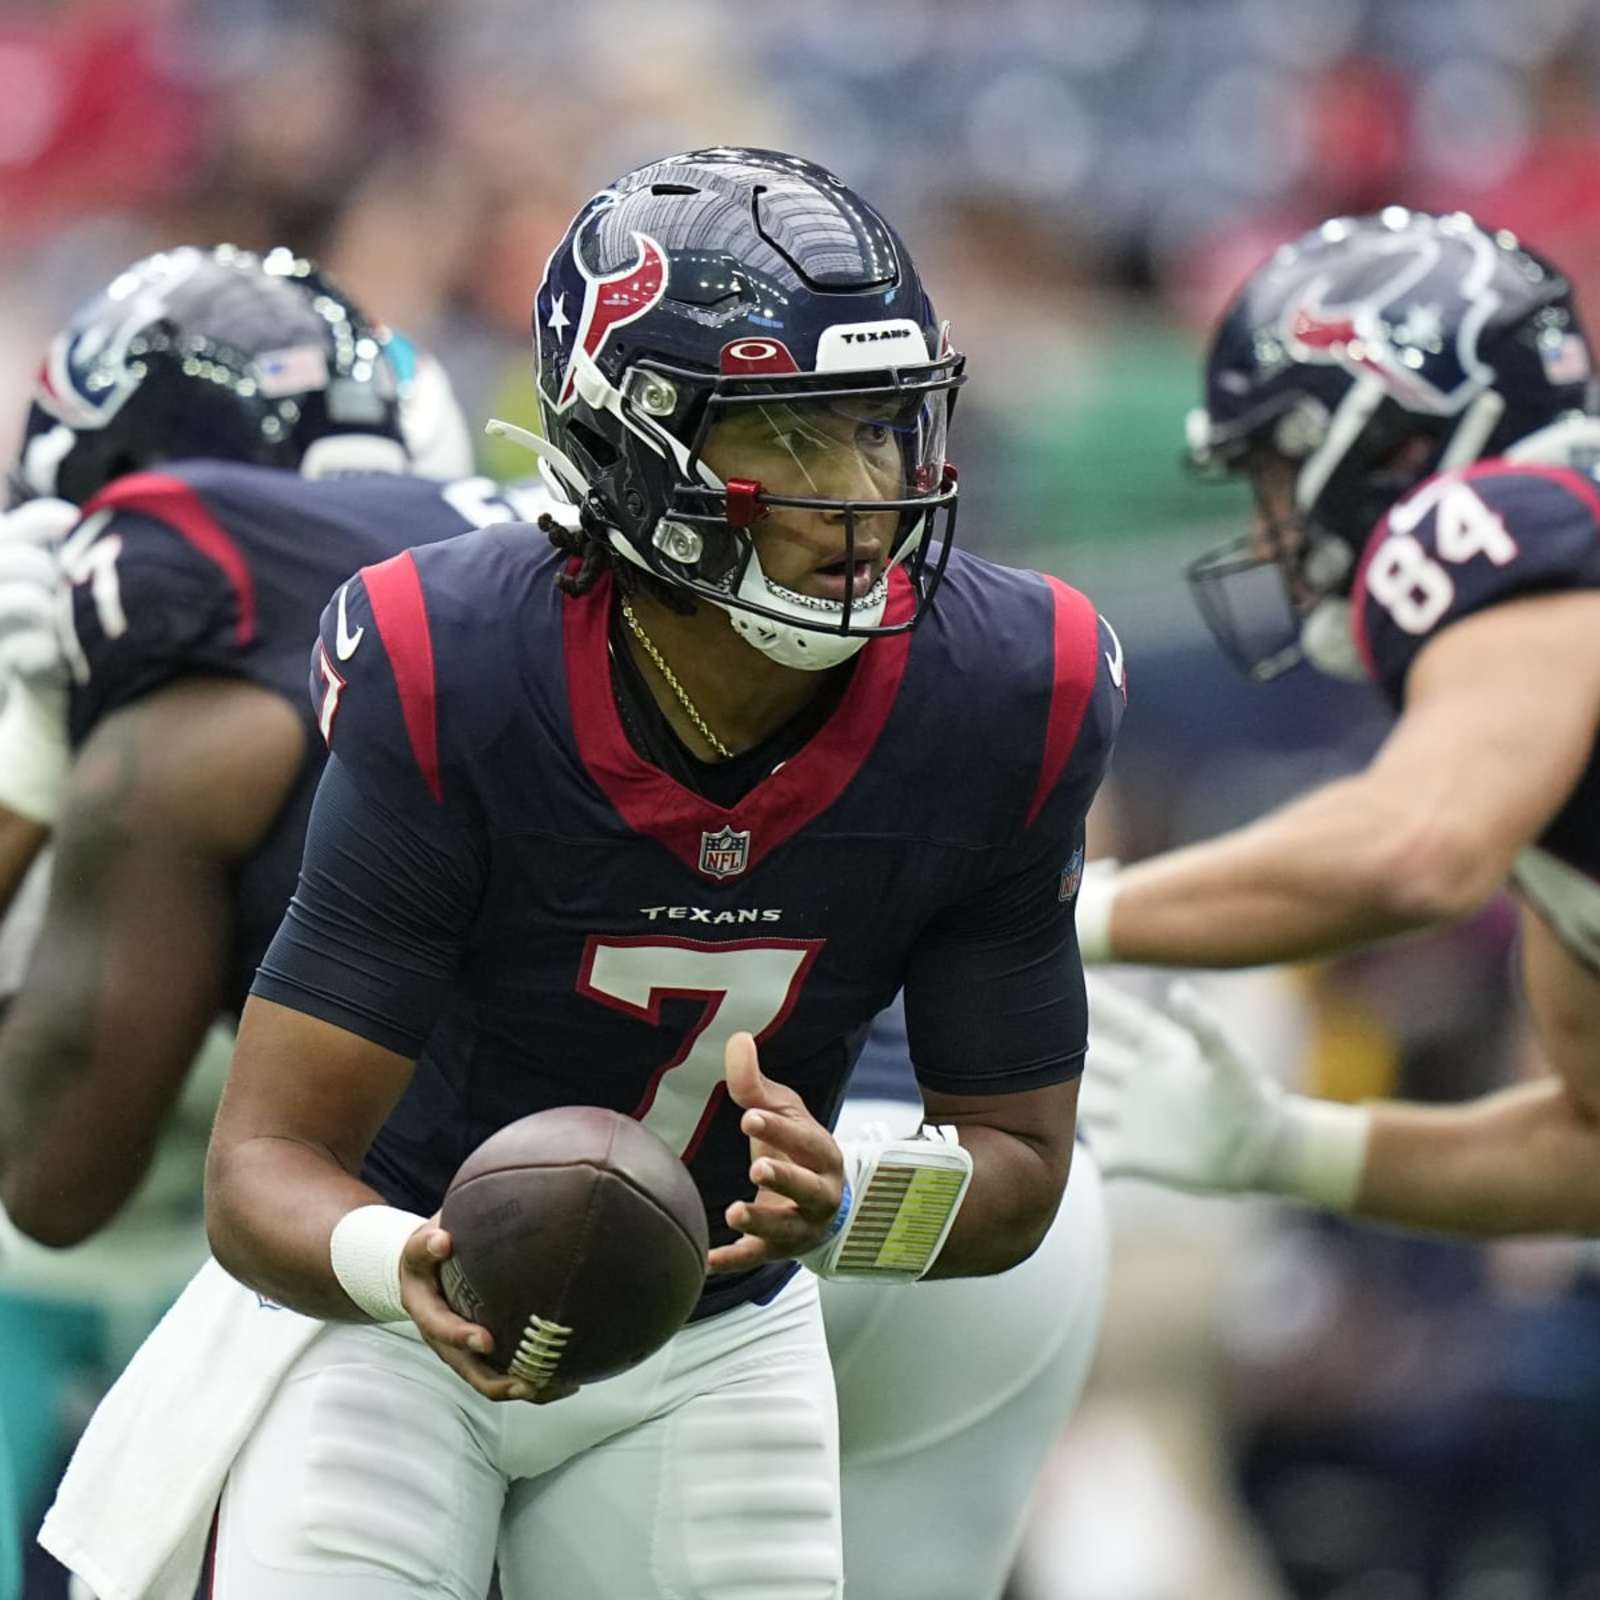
[652,360,963,636]
[701,388,949,520]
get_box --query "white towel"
[38,1257,323,1600]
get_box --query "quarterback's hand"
[1078,976,1370,1208]
[403,1219,578,1405]
[711,1031,846,1273]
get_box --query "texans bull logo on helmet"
[36,250,209,431]
[538,199,669,411]
[1280,225,1503,416]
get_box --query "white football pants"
[212,1270,840,1599]
[823,1099,1109,1600]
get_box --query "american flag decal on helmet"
[255,344,331,397]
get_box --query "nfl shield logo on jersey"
[699,825,751,880]
[1059,847,1084,902]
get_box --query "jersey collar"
[563,570,914,879]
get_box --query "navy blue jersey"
[1354,460,1600,959]
[849,994,917,1105]
[254,532,1124,1314]
[60,460,550,1008]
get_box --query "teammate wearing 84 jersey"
[1075,208,1600,1242]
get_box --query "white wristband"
[0,683,69,824]
[329,1204,427,1322]
[1073,859,1120,965]
[1272,1098,1372,1212]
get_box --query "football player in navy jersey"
[1073,208,1600,1238]
[0,244,555,1595]
[173,147,1125,1600]
[0,243,565,1245]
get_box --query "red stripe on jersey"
[1025,577,1101,830]
[84,470,258,646]
[564,571,914,877]
[361,551,443,803]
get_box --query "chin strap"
[483,418,591,503]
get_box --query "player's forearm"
[1105,780,1488,968]
[206,1138,402,1319]
[921,1123,1068,1278]
[1108,848,1415,967]
[0,813,238,1245]
[1353,1078,1600,1236]
[0,1089,156,1248]
[0,965,176,1247]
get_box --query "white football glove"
[0,498,76,682]
[0,497,80,824]
[1078,975,1371,1211]
[1072,857,1120,964]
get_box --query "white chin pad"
[724,607,872,670]
[719,544,892,671]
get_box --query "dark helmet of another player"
[9,244,408,509]
[521,146,965,670]
[1185,208,1598,680]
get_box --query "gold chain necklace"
[620,598,734,760]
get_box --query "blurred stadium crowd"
[6,1,1600,1597]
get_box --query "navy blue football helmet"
[1185,208,1597,680]
[519,146,965,669]
[10,244,407,508]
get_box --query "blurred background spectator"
[7,2,1600,1596]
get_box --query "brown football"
[438,1106,709,1391]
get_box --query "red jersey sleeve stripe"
[361,550,443,804]
[1025,576,1101,831]
[84,470,257,646]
